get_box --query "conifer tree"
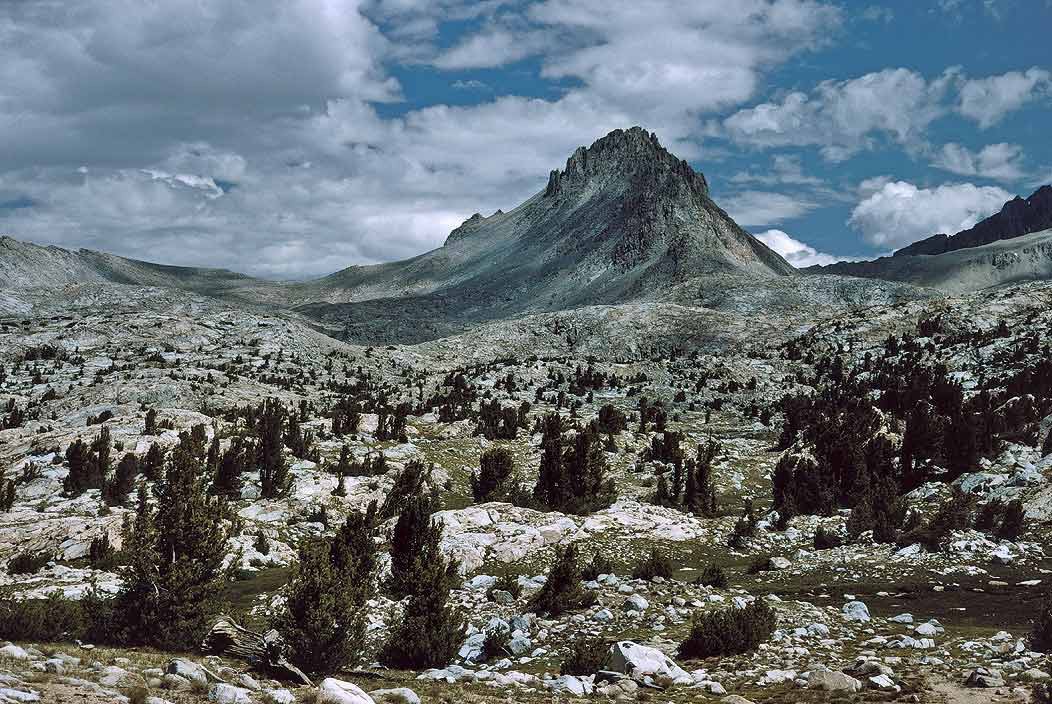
[103,453,138,506]
[277,503,377,674]
[116,429,232,649]
[257,399,290,498]
[380,492,463,669]
[527,544,592,616]
[144,408,158,435]
[472,447,515,503]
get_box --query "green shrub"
[8,549,52,575]
[0,593,85,642]
[813,525,843,550]
[486,573,522,602]
[560,636,608,676]
[1031,594,1052,653]
[527,545,595,616]
[678,600,777,659]
[631,548,673,581]
[695,565,727,589]
[580,551,614,582]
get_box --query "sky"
[0,0,1050,279]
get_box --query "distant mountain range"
[2,127,1050,343]
[807,184,1052,291]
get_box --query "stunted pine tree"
[277,502,378,675]
[257,399,290,498]
[102,453,138,506]
[380,489,463,669]
[472,447,515,503]
[116,427,232,649]
[527,544,593,616]
[532,416,616,515]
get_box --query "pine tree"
[379,460,430,520]
[102,453,138,506]
[532,413,566,508]
[527,544,592,616]
[212,437,251,498]
[387,491,443,599]
[472,447,515,503]
[379,552,463,669]
[257,399,290,498]
[379,496,464,669]
[141,443,165,482]
[692,439,719,517]
[116,429,232,649]
[62,438,90,496]
[144,408,158,435]
[277,504,377,674]
[1043,427,1052,458]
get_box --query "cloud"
[957,67,1051,128]
[0,0,845,279]
[721,68,956,160]
[932,142,1027,182]
[722,190,819,227]
[729,154,825,186]
[451,79,489,90]
[434,29,547,69]
[754,229,845,267]
[848,180,1012,249]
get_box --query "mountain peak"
[543,126,709,199]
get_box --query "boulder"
[603,641,691,684]
[768,556,791,570]
[842,600,870,622]
[208,684,252,704]
[0,645,31,660]
[965,667,1005,688]
[369,688,421,704]
[808,670,862,692]
[622,595,649,612]
[319,678,376,704]
[546,675,593,696]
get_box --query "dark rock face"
[894,185,1052,257]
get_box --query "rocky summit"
[1,128,1052,704]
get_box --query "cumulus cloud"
[0,0,847,279]
[753,229,845,267]
[848,180,1012,249]
[721,68,955,160]
[721,190,820,227]
[957,67,1051,128]
[932,142,1027,182]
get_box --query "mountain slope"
[806,228,1052,292]
[894,184,1052,257]
[312,127,794,312]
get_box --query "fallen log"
[201,615,312,686]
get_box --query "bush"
[631,548,673,581]
[813,525,843,550]
[481,626,510,661]
[695,565,727,589]
[1031,594,1052,653]
[8,549,52,575]
[580,551,614,582]
[0,593,85,642]
[745,555,773,574]
[486,573,522,602]
[678,600,777,659]
[727,499,757,549]
[560,636,608,676]
[527,545,595,616]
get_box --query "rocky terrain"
[1,130,1052,704]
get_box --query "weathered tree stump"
[201,615,312,686]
